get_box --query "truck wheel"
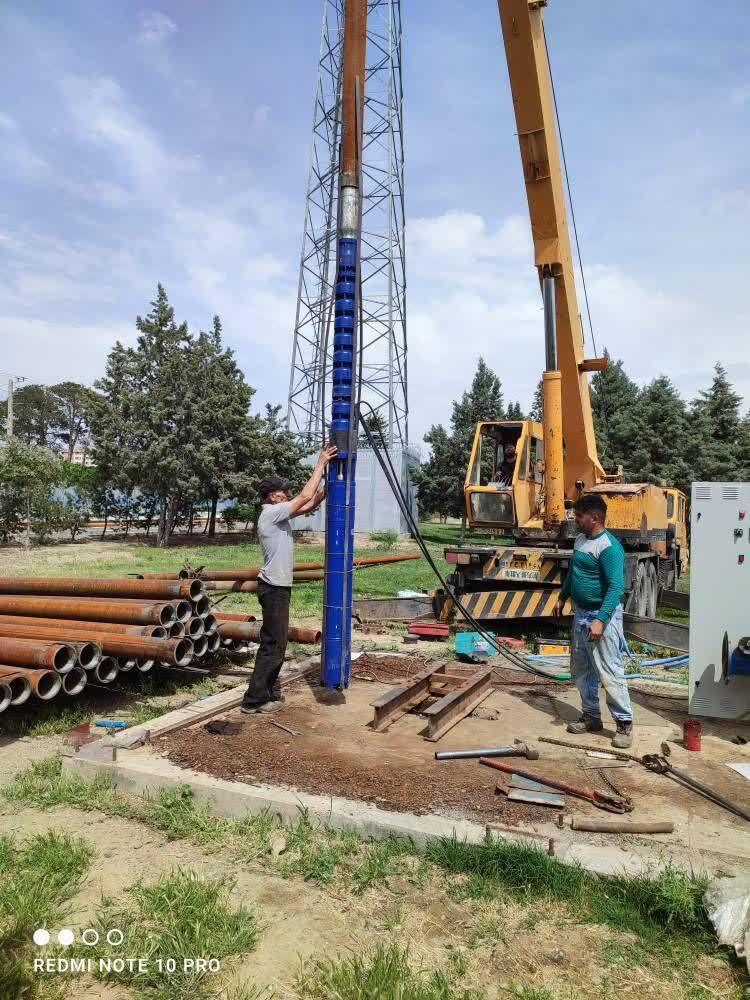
[645,562,658,619]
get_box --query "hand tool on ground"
[641,754,750,823]
[592,767,633,809]
[435,743,539,761]
[577,760,632,771]
[570,817,674,834]
[538,735,640,763]
[267,718,300,737]
[479,757,632,813]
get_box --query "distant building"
[69,446,94,467]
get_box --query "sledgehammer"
[435,744,539,761]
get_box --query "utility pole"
[7,379,13,438]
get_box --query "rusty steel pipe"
[216,621,321,644]
[0,595,175,626]
[0,667,32,706]
[206,632,221,654]
[0,576,205,601]
[94,657,119,684]
[162,599,193,623]
[117,658,136,673]
[202,614,217,634]
[135,658,154,673]
[70,642,102,672]
[0,614,169,639]
[214,611,257,623]
[191,635,209,658]
[0,681,11,713]
[202,573,325,593]
[10,666,62,701]
[0,625,192,667]
[186,617,205,638]
[0,636,77,673]
[169,621,185,637]
[61,666,87,696]
[191,553,421,582]
[192,596,211,618]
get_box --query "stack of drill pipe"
[0,574,218,707]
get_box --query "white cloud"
[137,10,176,48]
[0,111,17,131]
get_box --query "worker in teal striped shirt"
[554,493,634,749]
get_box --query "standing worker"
[554,493,634,748]
[241,445,337,713]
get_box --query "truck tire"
[627,562,648,617]
[645,562,658,619]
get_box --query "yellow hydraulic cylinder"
[542,370,565,529]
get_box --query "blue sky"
[1,1,748,449]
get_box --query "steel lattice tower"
[287,0,407,449]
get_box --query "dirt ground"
[158,653,750,868]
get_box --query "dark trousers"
[243,579,291,706]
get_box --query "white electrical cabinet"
[689,482,750,720]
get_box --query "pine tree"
[183,316,259,535]
[529,379,543,422]
[590,353,642,475]
[506,401,524,419]
[0,384,64,447]
[686,363,744,482]
[413,358,505,520]
[632,376,691,490]
[49,382,98,461]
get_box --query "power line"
[542,24,598,359]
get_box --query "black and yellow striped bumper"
[449,588,571,621]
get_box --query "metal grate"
[694,485,712,500]
[721,485,740,500]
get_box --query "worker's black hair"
[573,493,607,518]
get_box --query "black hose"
[356,404,564,681]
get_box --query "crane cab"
[465,420,546,532]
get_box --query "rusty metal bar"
[145,554,421,583]
[370,661,446,732]
[479,758,632,813]
[0,576,204,601]
[0,595,175,625]
[215,621,322,644]
[213,611,257,623]
[423,668,493,742]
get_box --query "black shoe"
[566,714,604,735]
[270,688,285,703]
[240,700,284,715]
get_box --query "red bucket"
[683,718,702,751]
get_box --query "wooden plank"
[370,662,445,732]
[423,667,493,742]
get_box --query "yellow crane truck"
[439,0,688,626]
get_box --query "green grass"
[295,942,485,1000]
[4,758,742,996]
[78,869,260,1000]
[0,829,94,1000]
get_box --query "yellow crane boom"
[497,0,604,492]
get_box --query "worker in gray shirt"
[241,444,337,713]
